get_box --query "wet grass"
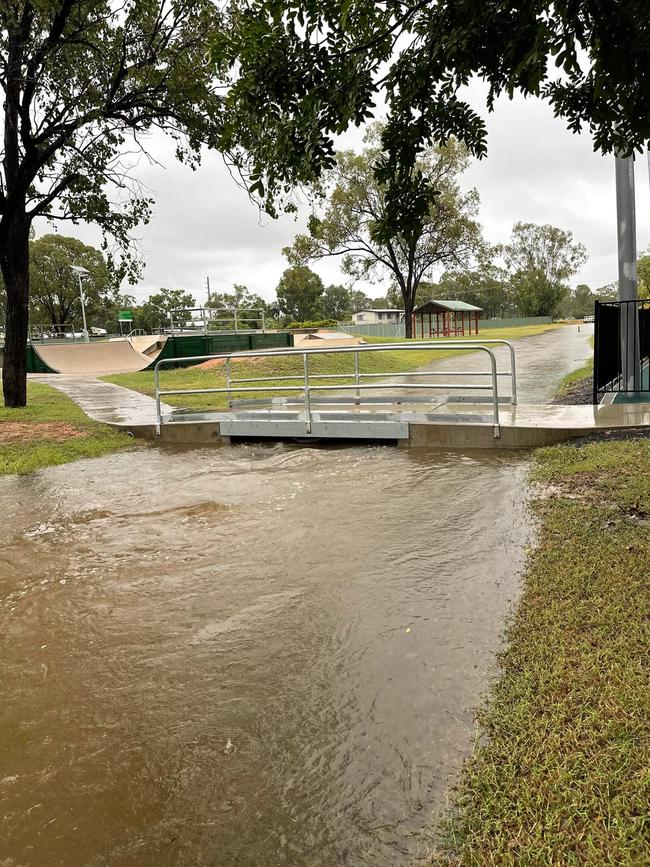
[555,336,595,398]
[104,323,561,412]
[557,356,594,394]
[0,382,136,476]
[432,437,650,866]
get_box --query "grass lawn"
[433,437,650,866]
[104,322,561,412]
[0,382,136,476]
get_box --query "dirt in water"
[0,443,532,867]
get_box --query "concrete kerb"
[110,416,650,450]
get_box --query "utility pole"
[614,154,640,389]
[206,276,211,305]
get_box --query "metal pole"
[154,362,162,434]
[354,350,361,404]
[78,274,89,343]
[225,357,231,404]
[303,353,311,433]
[488,349,500,438]
[615,153,640,389]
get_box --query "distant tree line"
[6,230,647,337]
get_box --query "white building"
[351,308,403,325]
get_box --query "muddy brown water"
[1,446,530,867]
[0,327,593,866]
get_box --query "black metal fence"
[593,299,650,402]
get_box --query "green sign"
[118,310,133,322]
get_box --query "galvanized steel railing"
[154,340,517,438]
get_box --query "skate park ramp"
[292,330,365,349]
[31,338,166,374]
[25,332,295,374]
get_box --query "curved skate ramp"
[31,339,165,375]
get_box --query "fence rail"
[154,340,517,439]
[338,316,551,339]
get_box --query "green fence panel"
[145,331,294,371]
[250,332,293,349]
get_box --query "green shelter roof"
[413,299,483,314]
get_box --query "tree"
[0,1,226,407]
[501,223,587,318]
[206,283,269,327]
[27,234,117,329]
[221,1,650,238]
[275,266,324,322]
[435,261,513,318]
[321,284,351,320]
[561,283,598,319]
[638,253,650,299]
[284,126,482,336]
[137,288,195,333]
[348,289,373,313]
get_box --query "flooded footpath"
[1,445,530,867]
[0,326,593,866]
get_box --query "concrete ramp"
[32,339,165,374]
[120,335,166,356]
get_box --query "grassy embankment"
[432,436,650,866]
[554,335,595,400]
[0,382,135,476]
[104,323,559,411]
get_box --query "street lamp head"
[70,264,90,277]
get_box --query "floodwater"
[0,326,593,866]
[0,447,529,866]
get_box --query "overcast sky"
[43,81,650,307]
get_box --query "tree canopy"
[221,0,650,234]
[28,234,118,328]
[275,265,325,321]
[284,126,482,335]
[136,288,196,333]
[501,222,587,317]
[1,0,227,406]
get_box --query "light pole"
[70,265,90,343]
[614,154,640,389]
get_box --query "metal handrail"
[154,340,516,439]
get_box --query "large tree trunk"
[1,217,31,407]
[403,293,415,338]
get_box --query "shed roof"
[413,299,483,314]
[354,308,402,314]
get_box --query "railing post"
[225,357,232,405]
[303,352,312,434]
[154,362,162,435]
[354,350,361,404]
[488,349,500,438]
[508,342,518,405]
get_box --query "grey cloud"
[37,89,650,304]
